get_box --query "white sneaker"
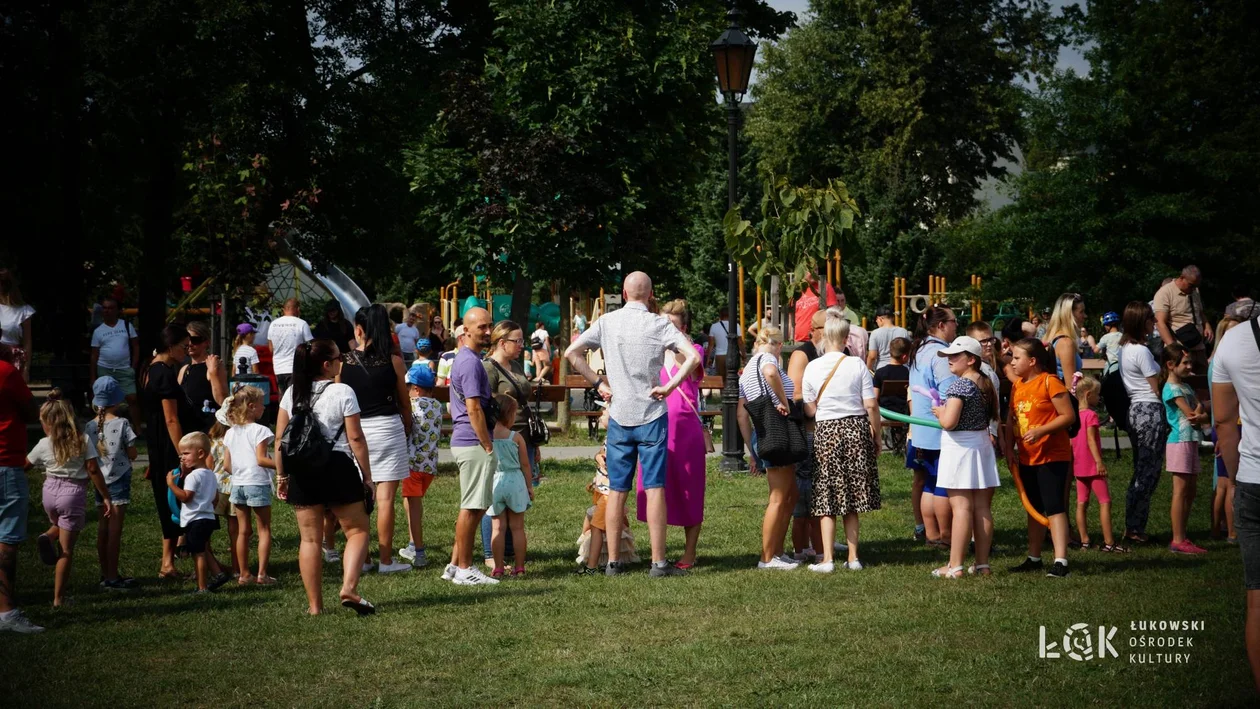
[377,561,412,574]
[441,563,457,581]
[777,554,798,565]
[322,547,341,564]
[361,561,375,573]
[452,566,500,586]
[0,609,44,634]
[398,544,416,563]
[843,560,863,571]
[757,557,799,571]
[808,561,835,573]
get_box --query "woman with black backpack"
[1114,301,1168,545]
[275,339,375,615]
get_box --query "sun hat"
[92,376,125,408]
[405,362,436,388]
[937,336,983,359]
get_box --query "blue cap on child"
[405,362,436,388]
[92,376,125,408]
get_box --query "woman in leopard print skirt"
[801,310,882,572]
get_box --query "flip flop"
[255,575,278,586]
[674,561,695,570]
[158,569,185,581]
[340,596,376,616]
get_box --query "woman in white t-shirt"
[1117,301,1167,544]
[801,314,881,572]
[232,323,261,374]
[0,268,34,379]
[275,339,375,615]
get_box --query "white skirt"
[360,415,410,482]
[937,429,1000,490]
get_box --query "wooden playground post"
[834,249,842,290]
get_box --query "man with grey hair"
[566,271,702,577]
[1154,265,1213,370]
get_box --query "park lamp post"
[712,9,756,472]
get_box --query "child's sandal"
[490,568,505,579]
[1100,544,1129,554]
[967,564,992,576]
[1079,542,1092,550]
[931,565,964,579]
[512,567,526,577]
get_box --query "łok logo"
[1039,624,1118,661]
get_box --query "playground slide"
[291,255,371,321]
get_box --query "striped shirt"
[573,302,694,427]
[739,351,794,406]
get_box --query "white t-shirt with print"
[179,468,218,526]
[224,422,275,487]
[85,417,137,483]
[232,344,260,373]
[1212,322,1260,484]
[1120,344,1161,405]
[279,381,359,454]
[802,352,875,421]
[0,303,34,346]
[91,320,138,370]
[268,315,313,375]
[28,433,97,480]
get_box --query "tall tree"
[746,0,1056,312]
[944,0,1260,314]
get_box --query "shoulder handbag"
[490,359,550,447]
[673,366,715,453]
[1044,373,1081,438]
[745,353,808,466]
[1173,293,1204,349]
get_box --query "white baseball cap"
[938,336,983,359]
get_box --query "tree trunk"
[138,124,177,360]
[508,273,533,329]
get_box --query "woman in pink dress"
[637,299,707,568]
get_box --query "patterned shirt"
[573,302,694,427]
[945,377,989,432]
[1162,382,1203,444]
[408,395,443,474]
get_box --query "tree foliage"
[943,0,1260,315]
[745,0,1057,311]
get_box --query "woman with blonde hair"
[1045,293,1086,387]
[801,312,881,571]
[739,325,801,570]
[635,299,707,568]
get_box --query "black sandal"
[1100,543,1130,554]
[341,597,376,616]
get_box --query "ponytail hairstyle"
[1075,375,1099,407]
[956,352,999,423]
[40,389,83,467]
[1160,342,1188,387]
[140,324,191,389]
[494,392,518,427]
[354,304,394,359]
[232,330,254,351]
[754,325,784,349]
[1012,337,1055,375]
[908,306,954,369]
[225,385,264,425]
[291,339,340,411]
[94,405,110,459]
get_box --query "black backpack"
[281,388,344,475]
[1101,350,1132,433]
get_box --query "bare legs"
[1170,473,1197,545]
[761,467,795,563]
[491,511,528,570]
[942,489,993,573]
[1027,512,1069,561]
[46,526,80,607]
[96,504,127,582]
[294,503,370,615]
[1213,477,1236,539]
[375,481,399,565]
[453,509,486,569]
[403,496,424,549]
[0,542,17,613]
[679,524,702,566]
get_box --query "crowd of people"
[0,266,1257,693]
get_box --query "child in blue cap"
[86,376,139,590]
[399,362,441,567]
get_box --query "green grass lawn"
[0,451,1253,706]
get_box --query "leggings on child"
[1125,402,1167,534]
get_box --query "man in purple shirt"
[441,307,500,586]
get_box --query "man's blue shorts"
[0,466,30,545]
[605,415,668,493]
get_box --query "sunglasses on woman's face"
[189,336,207,345]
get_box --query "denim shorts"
[94,472,133,506]
[230,483,272,508]
[1235,481,1260,591]
[605,414,668,493]
[0,466,29,544]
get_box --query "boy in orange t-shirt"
[1007,339,1076,578]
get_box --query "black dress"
[179,361,217,433]
[143,360,199,540]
